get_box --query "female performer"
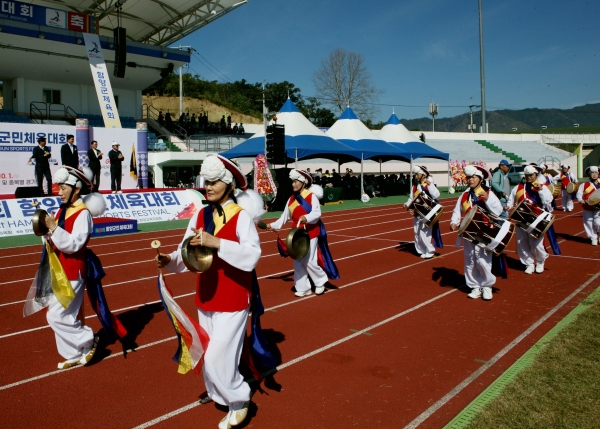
[405,165,442,259]
[554,164,577,211]
[267,169,339,297]
[450,165,503,301]
[156,154,265,429]
[506,165,554,274]
[576,166,600,246]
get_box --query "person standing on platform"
[554,164,577,211]
[87,140,103,191]
[109,142,124,194]
[60,134,79,169]
[267,169,340,297]
[405,165,442,259]
[576,166,600,246]
[506,165,553,274]
[32,137,53,196]
[450,165,503,301]
[491,159,511,219]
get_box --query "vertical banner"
[76,118,90,167]
[82,33,122,129]
[136,122,148,188]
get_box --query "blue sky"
[177,0,600,122]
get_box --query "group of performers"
[27,153,599,428]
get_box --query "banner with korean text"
[0,189,200,237]
[0,0,90,32]
[83,33,122,129]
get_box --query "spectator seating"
[484,140,571,163]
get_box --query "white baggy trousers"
[413,218,435,255]
[463,240,496,290]
[294,237,328,293]
[198,308,251,408]
[583,209,600,240]
[46,277,95,360]
[515,228,548,266]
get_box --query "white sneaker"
[535,263,544,274]
[315,285,325,295]
[294,290,312,297]
[58,356,82,370]
[218,412,232,429]
[228,402,249,426]
[420,253,434,259]
[468,288,482,299]
[79,336,99,365]
[524,265,535,274]
[117,190,123,194]
[592,238,598,246]
[482,287,493,300]
[111,191,116,194]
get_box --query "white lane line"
[130,288,459,429]
[402,270,600,429]
[0,336,176,392]
[0,250,459,390]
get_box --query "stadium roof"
[36,0,249,46]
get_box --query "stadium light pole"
[478,0,486,133]
[178,45,195,117]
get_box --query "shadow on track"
[555,232,590,245]
[431,266,467,292]
[91,302,164,364]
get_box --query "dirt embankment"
[143,96,261,125]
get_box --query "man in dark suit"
[108,142,124,193]
[60,134,79,169]
[32,137,53,195]
[87,140,103,190]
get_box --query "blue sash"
[294,194,340,280]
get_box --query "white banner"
[0,189,199,237]
[83,33,122,129]
[0,123,138,194]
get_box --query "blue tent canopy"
[391,142,449,161]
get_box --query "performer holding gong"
[267,169,340,297]
[505,165,555,274]
[576,165,600,246]
[405,165,443,259]
[155,154,273,429]
[24,166,125,369]
[450,165,503,301]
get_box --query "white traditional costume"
[450,165,503,300]
[507,165,554,274]
[537,163,557,212]
[554,165,577,211]
[406,165,442,258]
[576,166,600,245]
[163,154,269,429]
[269,169,339,297]
[24,167,112,369]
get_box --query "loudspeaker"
[15,186,41,198]
[113,27,127,78]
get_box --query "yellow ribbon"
[45,241,75,309]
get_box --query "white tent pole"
[360,152,364,200]
[379,159,382,175]
[295,148,298,169]
[447,159,450,190]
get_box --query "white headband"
[412,165,425,175]
[201,155,233,184]
[464,165,482,178]
[53,168,82,188]
[524,165,538,175]
[289,169,307,183]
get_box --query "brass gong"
[285,227,310,260]
[32,209,50,236]
[181,236,213,273]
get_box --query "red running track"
[0,198,598,429]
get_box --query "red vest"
[53,206,89,281]
[460,187,490,215]
[195,207,252,312]
[581,181,600,211]
[287,190,319,239]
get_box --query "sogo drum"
[457,205,515,255]
[509,199,555,240]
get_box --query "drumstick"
[257,221,279,235]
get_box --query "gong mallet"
[151,240,165,270]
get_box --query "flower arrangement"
[253,154,277,202]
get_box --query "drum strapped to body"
[566,182,580,194]
[509,199,554,240]
[586,189,600,210]
[547,183,561,199]
[457,205,514,255]
[406,192,444,227]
